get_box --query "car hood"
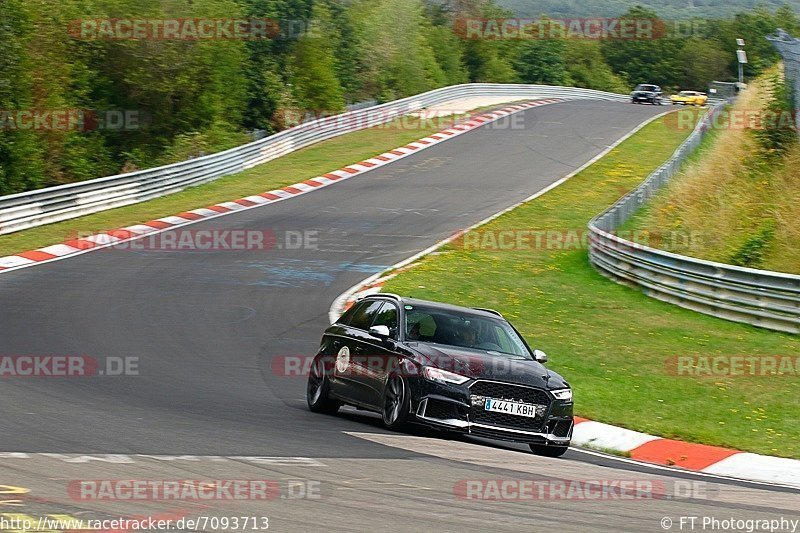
[632,90,657,95]
[406,342,569,390]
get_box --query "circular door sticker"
[335,346,350,374]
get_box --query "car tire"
[529,443,569,457]
[307,357,342,414]
[382,374,411,430]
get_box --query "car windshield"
[404,305,531,357]
[636,84,658,91]
[679,91,693,96]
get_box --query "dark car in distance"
[307,294,574,457]
[631,83,663,105]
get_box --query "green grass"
[380,113,800,458]
[0,115,460,257]
[621,75,800,275]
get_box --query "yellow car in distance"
[670,91,708,106]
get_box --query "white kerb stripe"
[363,158,391,166]
[242,195,272,204]
[123,224,160,234]
[186,208,220,218]
[0,256,37,268]
[291,183,316,192]
[156,216,193,226]
[82,233,121,245]
[571,421,661,452]
[216,201,247,211]
[327,169,354,178]
[37,244,83,257]
[702,452,800,487]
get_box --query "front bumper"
[411,379,573,445]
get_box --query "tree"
[0,0,45,194]
[563,41,629,93]
[514,40,570,85]
[353,0,453,100]
[600,6,686,89]
[460,0,517,82]
[677,37,731,90]
[426,26,469,85]
[288,3,344,113]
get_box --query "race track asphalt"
[3,99,796,531]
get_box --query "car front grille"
[470,380,551,405]
[468,380,551,432]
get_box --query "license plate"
[484,398,538,418]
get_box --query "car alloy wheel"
[382,374,410,430]
[307,357,341,414]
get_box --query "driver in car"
[460,325,480,348]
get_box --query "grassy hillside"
[623,70,800,274]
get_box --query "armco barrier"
[0,84,628,235]
[588,102,800,334]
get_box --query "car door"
[348,301,401,407]
[329,299,384,405]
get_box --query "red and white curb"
[572,417,800,488]
[0,99,563,274]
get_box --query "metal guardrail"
[588,103,800,334]
[0,84,628,235]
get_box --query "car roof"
[360,294,504,320]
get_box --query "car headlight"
[551,388,573,401]
[423,366,470,385]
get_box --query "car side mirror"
[369,325,391,339]
[533,349,548,364]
